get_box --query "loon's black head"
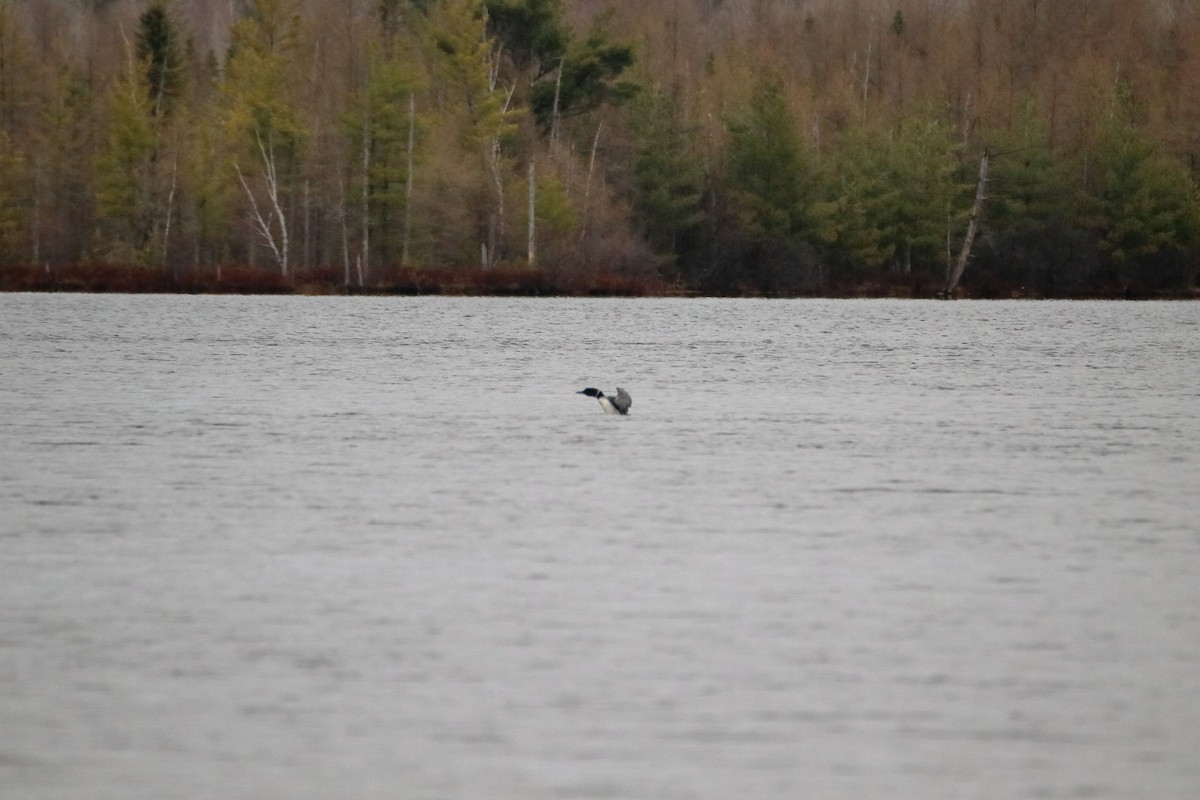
[577,387,603,398]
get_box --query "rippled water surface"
[2,294,1198,800]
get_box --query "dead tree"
[945,148,989,297]
[235,131,290,277]
[527,159,536,266]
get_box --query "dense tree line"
[0,0,1197,296]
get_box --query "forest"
[1,0,1199,297]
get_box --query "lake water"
[1,294,1198,800]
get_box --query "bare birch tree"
[946,149,989,296]
[235,131,291,276]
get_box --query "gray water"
[1,294,1198,800]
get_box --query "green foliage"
[484,0,568,75]
[529,15,636,128]
[136,1,185,117]
[823,127,900,271]
[631,87,704,261]
[988,104,1075,234]
[95,61,159,262]
[0,1,33,262]
[533,169,574,234]
[7,0,1200,293]
[236,0,303,55]
[883,115,964,271]
[349,43,422,266]
[37,63,98,265]
[224,0,304,151]
[220,0,305,275]
[425,0,519,148]
[183,110,234,269]
[0,129,27,260]
[726,78,814,239]
[0,0,37,131]
[420,0,524,263]
[823,114,963,274]
[975,99,1089,291]
[1090,111,1200,281]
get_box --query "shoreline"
[1,263,1195,301]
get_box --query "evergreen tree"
[95,60,159,262]
[528,13,636,130]
[484,0,568,75]
[631,86,704,267]
[422,0,522,264]
[884,115,962,274]
[726,77,819,240]
[347,42,422,268]
[182,108,233,272]
[1090,106,1200,288]
[135,0,185,118]
[37,64,98,266]
[981,98,1087,293]
[823,127,900,274]
[715,76,832,291]
[424,0,515,148]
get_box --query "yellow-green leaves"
[424,0,520,149]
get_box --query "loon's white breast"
[577,386,632,415]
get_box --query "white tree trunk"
[947,149,989,296]
[303,179,311,271]
[235,130,290,277]
[550,59,564,153]
[528,159,536,266]
[488,138,504,269]
[579,120,603,244]
[162,157,178,277]
[235,161,283,276]
[31,159,41,265]
[361,109,371,285]
[339,174,351,286]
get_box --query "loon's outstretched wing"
[612,387,632,415]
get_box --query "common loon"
[577,387,632,415]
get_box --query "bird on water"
[577,387,632,415]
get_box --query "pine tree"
[136,1,185,118]
[95,59,159,262]
[347,41,422,269]
[527,11,636,131]
[1090,97,1200,288]
[631,86,704,265]
[823,126,900,274]
[726,77,812,239]
[883,115,962,274]
[484,0,567,75]
[423,0,522,265]
[980,98,1085,292]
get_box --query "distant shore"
[1,262,1195,300]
